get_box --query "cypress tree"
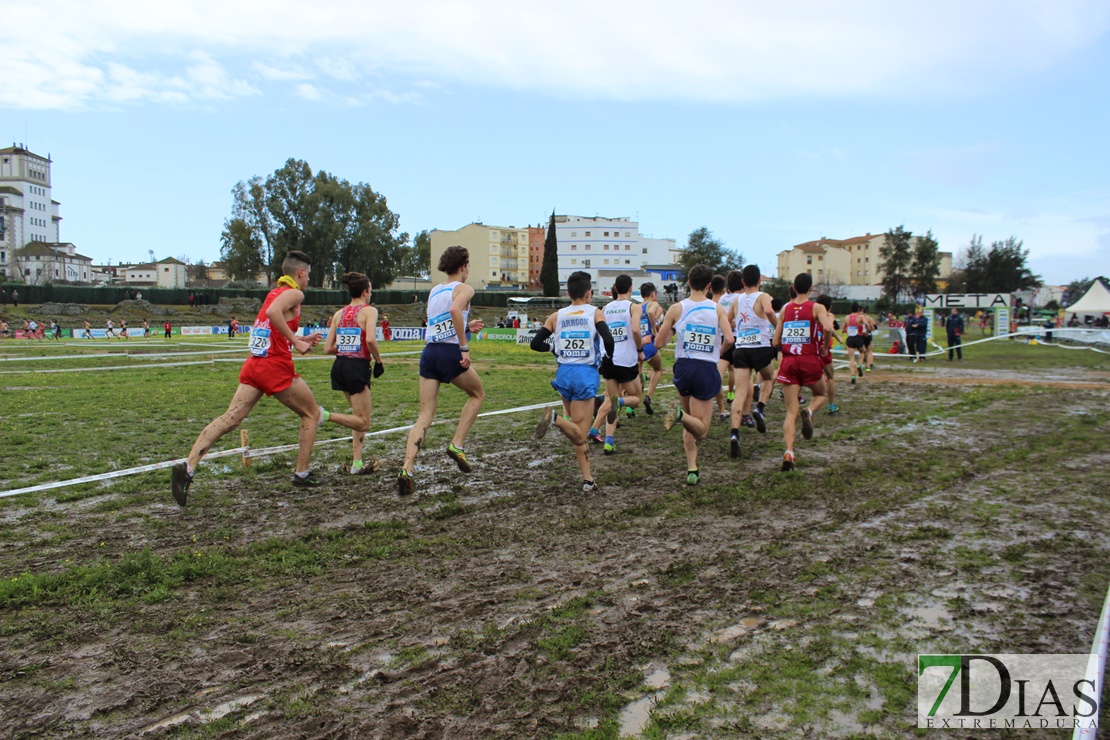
[541,211,560,296]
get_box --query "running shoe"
[624,406,636,418]
[866,366,873,372]
[857,367,864,378]
[781,452,796,472]
[447,443,471,473]
[851,376,856,385]
[397,469,414,496]
[582,479,599,493]
[606,392,621,424]
[318,406,330,425]
[349,458,381,475]
[752,408,767,434]
[741,415,755,429]
[643,395,654,415]
[171,462,193,507]
[828,404,840,415]
[685,469,700,486]
[730,435,741,459]
[589,430,605,444]
[662,405,683,432]
[292,470,323,487]
[603,442,616,455]
[718,412,729,422]
[800,408,814,440]
[535,407,557,439]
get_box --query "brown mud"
[1,365,1109,738]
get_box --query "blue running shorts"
[551,364,601,402]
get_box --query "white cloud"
[1,0,1108,109]
[295,83,323,100]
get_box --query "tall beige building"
[777,233,952,288]
[429,223,529,287]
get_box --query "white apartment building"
[0,144,62,279]
[553,215,678,288]
[13,242,93,284]
[120,257,188,288]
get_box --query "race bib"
[640,316,652,337]
[336,327,361,355]
[558,330,592,359]
[736,327,761,346]
[610,320,629,343]
[682,324,717,354]
[847,325,859,337]
[782,320,811,345]
[249,327,272,357]
[428,311,456,343]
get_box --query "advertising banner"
[181,326,214,336]
[390,327,425,341]
[924,293,1011,310]
[475,328,517,342]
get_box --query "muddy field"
[1,360,1109,738]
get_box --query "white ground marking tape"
[0,352,130,362]
[0,350,426,375]
[1074,581,1110,740]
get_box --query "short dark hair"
[726,270,744,293]
[282,250,311,276]
[567,271,592,299]
[742,265,761,288]
[438,245,469,275]
[341,271,371,298]
[793,272,813,294]
[640,282,656,299]
[687,264,713,292]
[710,274,727,297]
[815,295,832,309]
[771,297,785,312]
[613,274,632,295]
[851,302,861,313]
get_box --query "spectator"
[1043,315,1055,343]
[946,308,964,361]
[381,314,392,341]
[228,316,238,339]
[0,288,6,306]
[164,320,172,339]
[905,305,928,362]
[11,288,18,307]
[136,291,142,301]
[189,293,195,307]
[512,316,520,329]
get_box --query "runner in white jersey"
[654,264,735,486]
[638,282,665,415]
[590,275,644,455]
[322,272,385,475]
[398,246,485,496]
[714,273,740,418]
[533,271,615,493]
[726,265,779,458]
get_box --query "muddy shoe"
[730,435,741,459]
[606,392,620,424]
[447,443,471,473]
[753,408,766,434]
[662,405,683,432]
[397,470,415,496]
[801,408,814,440]
[535,408,557,439]
[685,469,700,486]
[781,452,796,472]
[582,479,599,493]
[171,462,193,507]
[643,395,654,415]
[348,458,381,475]
[292,470,323,487]
[741,414,755,429]
[603,442,616,455]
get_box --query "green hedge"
[0,283,534,308]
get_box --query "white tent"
[1065,277,1110,316]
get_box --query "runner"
[845,303,867,383]
[654,264,734,485]
[774,273,834,472]
[171,250,325,506]
[82,319,93,339]
[397,246,485,496]
[727,265,778,458]
[814,295,841,414]
[228,316,239,340]
[716,272,741,418]
[105,319,117,339]
[322,272,385,475]
[638,282,665,415]
[142,319,150,338]
[591,275,644,455]
[49,319,61,341]
[861,308,877,371]
[532,271,613,492]
[709,274,731,421]
[119,319,131,341]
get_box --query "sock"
[186,463,194,477]
[295,470,310,479]
[589,427,599,437]
[605,435,614,445]
[351,459,364,471]
[731,428,739,437]
[757,401,765,413]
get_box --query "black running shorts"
[331,356,371,394]
[846,336,865,350]
[732,346,777,372]
[600,356,640,384]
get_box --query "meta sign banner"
[923,293,1011,310]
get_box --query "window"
[806,269,812,275]
[806,256,813,265]
[604,231,609,237]
[571,231,577,237]
[625,260,630,265]
[865,258,869,263]
[583,259,590,267]
[584,231,591,237]
[625,245,630,251]
[571,259,577,265]
[817,255,823,261]
[585,245,591,250]
[571,245,577,251]
[604,259,609,265]
[865,270,870,276]
[625,232,630,237]
[642,248,647,254]
[604,244,609,250]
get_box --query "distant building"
[119,257,188,288]
[0,144,64,280]
[429,223,530,287]
[527,225,546,288]
[12,241,93,284]
[552,215,679,290]
[777,233,953,292]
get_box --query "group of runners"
[172,247,881,505]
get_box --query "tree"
[541,211,559,296]
[909,229,942,297]
[411,230,431,275]
[760,276,793,304]
[229,176,276,282]
[948,234,988,293]
[877,225,913,302]
[679,227,743,278]
[948,234,1039,293]
[220,217,265,282]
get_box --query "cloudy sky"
[3,0,1108,284]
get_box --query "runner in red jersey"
[814,295,841,415]
[172,251,325,506]
[322,272,384,475]
[773,273,834,472]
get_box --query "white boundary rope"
[0,350,426,375]
[1074,581,1110,740]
